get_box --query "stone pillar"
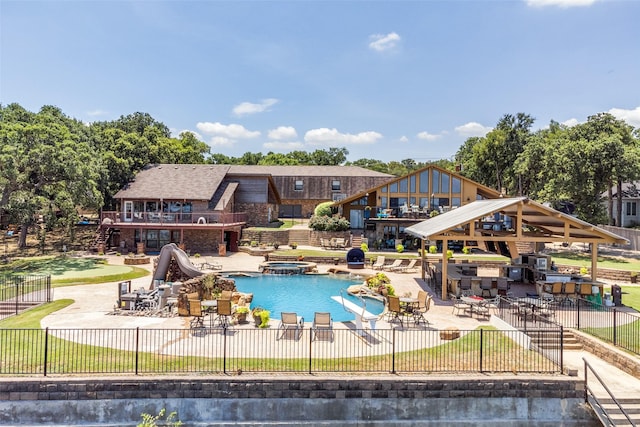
[137,242,145,255]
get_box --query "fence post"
[135,327,139,375]
[308,327,313,374]
[576,298,581,329]
[14,282,18,316]
[560,326,564,373]
[613,309,617,346]
[479,329,484,373]
[44,327,49,377]
[391,328,396,374]
[223,326,227,374]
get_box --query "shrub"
[360,242,369,252]
[273,243,279,250]
[396,244,404,253]
[250,241,258,247]
[308,214,350,231]
[462,246,471,255]
[314,201,333,217]
[446,250,453,259]
[290,242,298,249]
[429,245,437,254]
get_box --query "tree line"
[1,103,638,248]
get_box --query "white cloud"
[608,106,640,128]
[196,122,260,139]
[268,126,298,140]
[368,32,401,52]
[207,136,234,147]
[561,118,580,127]
[263,141,305,150]
[86,109,108,117]
[304,128,383,145]
[454,122,492,138]
[399,136,409,143]
[416,131,442,141]
[525,0,597,8]
[232,98,279,116]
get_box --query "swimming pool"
[230,273,385,323]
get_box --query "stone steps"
[288,229,310,246]
[530,330,583,351]
[591,398,640,426]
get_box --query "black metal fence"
[0,326,562,376]
[496,296,640,356]
[0,274,52,320]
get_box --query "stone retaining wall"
[571,329,640,378]
[0,376,596,426]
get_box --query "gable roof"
[405,197,628,244]
[114,164,231,200]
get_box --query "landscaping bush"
[314,201,333,217]
[308,214,350,231]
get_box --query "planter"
[236,312,248,324]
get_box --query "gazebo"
[405,197,629,300]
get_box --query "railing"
[101,211,247,226]
[0,274,52,320]
[0,327,562,376]
[496,296,640,356]
[584,357,636,427]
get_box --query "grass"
[582,318,640,354]
[0,255,149,287]
[549,250,640,271]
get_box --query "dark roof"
[227,165,393,177]
[114,164,230,200]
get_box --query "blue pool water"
[230,273,385,323]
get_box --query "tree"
[0,104,102,248]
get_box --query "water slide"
[152,243,203,284]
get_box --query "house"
[332,165,502,250]
[102,164,281,254]
[605,181,640,227]
[101,164,391,254]
[227,165,393,218]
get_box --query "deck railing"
[100,211,247,226]
[0,327,562,376]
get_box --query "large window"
[410,175,416,192]
[419,170,429,193]
[432,170,440,193]
[389,182,398,193]
[441,172,450,193]
[398,178,408,192]
[452,177,461,193]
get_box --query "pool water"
[231,274,385,323]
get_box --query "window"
[441,173,450,193]
[331,180,341,191]
[410,175,416,192]
[398,178,408,192]
[432,170,440,192]
[626,202,637,216]
[389,182,398,193]
[452,177,461,193]
[294,180,303,191]
[419,170,429,193]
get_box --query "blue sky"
[2,0,639,163]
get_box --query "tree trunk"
[607,185,614,225]
[616,180,623,227]
[18,223,28,249]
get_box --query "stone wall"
[571,329,640,378]
[0,376,596,426]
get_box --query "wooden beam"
[441,240,449,301]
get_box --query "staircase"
[529,329,583,351]
[591,398,640,426]
[288,229,310,246]
[90,225,113,252]
[351,234,363,248]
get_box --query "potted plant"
[235,306,249,323]
[251,306,270,327]
[273,242,279,250]
[290,242,298,249]
[297,255,305,261]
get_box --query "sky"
[2,0,639,163]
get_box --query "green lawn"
[0,255,149,286]
[549,250,640,272]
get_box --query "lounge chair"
[398,259,418,273]
[311,312,334,341]
[382,259,403,271]
[371,256,385,270]
[278,312,304,340]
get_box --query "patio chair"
[496,277,510,296]
[561,282,576,305]
[311,312,334,341]
[220,290,233,300]
[278,312,304,340]
[450,294,471,316]
[372,256,385,270]
[459,277,472,295]
[188,299,205,329]
[386,295,411,327]
[480,277,493,298]
[212,298,234,328]
[382,259,403,271]
[412,290,431,326]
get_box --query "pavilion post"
[441,240,449,301]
